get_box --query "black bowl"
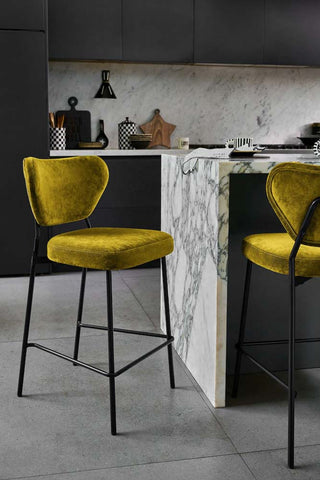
[130,139,151,149]
[297,136,320,147]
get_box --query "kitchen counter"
[161,152,320,408]
[50,148,313,157]
[50,149,190,157]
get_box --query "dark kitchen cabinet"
[0,30,49,275]
[123,0,193,63]
[194,0,264,64]
[51,155,161,272]
[48,0,122,61]
[264,0,320,66]
[0,0,46,31]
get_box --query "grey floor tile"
[214,371,320,453]
[123,274,160,329]
[0,271,155,343]
[10,455,255,480]
[119,267,160,279]
[242,445,320,479]
[0,335,235,479]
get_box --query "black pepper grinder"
[95,119,109,148]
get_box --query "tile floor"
[1,268,320,479]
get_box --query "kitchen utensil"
[56,97,91,149]
[140,109,176,148]
[118,117,137,149]
[56,114,65,129]
[95,119,109,148]
[49,112,55,128]
[94,70,116,99]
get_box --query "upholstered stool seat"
[48,227,174,270]
[243,232,320,277]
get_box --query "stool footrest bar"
[28,337,174,379]
[239,347,296,394]
[29,343,110,376]
[114,337,174,377]
[79,323,168,338]
[242,337,320,347]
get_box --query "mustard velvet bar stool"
[18,155,175,435]
[232,162,320,469]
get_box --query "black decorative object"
[95,120,109,148]
[95,70,116,99]
[56,97,91,149]
[118,117,137,149]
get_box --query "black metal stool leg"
[17,227,40,397]
[161,257,175,389]
[106,270,117,435]
[288,262,296,469]
[232,260,252,398]
[73,268,87,365]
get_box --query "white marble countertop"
[50,149,190,157]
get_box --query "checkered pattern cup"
[50,127,66,150]
[118,118,137,150]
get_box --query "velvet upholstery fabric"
[266,162,320,246]
[23,156,174,270]
[243,233,320,276]
[47,227,174,270]
[23,156,109,226]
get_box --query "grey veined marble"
[161,151,320,408]
[49,62,320,148]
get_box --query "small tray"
[230,148,265,157]
[78,142,103,149]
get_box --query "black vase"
[96,119,109,148]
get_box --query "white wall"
[49,61,320,148]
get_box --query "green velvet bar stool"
[232,162,320,469]
[18,155,175,435]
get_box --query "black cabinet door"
[194,0,264,64]
[123,0,193,63]
[0,30,48,275]
[48,0,122,60]
[264,0,320,66]
[0,0,46,31]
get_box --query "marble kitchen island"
[161,152,320,408]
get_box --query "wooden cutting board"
[56,97,91,149]
[140,109,176,148]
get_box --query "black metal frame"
[17,219,175,435]
[232,196,320,469]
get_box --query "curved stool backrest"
[23,156,109,226]
[266,162,320,246]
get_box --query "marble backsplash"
[49,62,320,149]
